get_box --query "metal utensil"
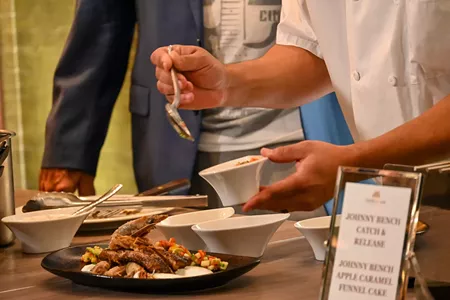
[0,142,9,166]
[26,178,187,212]
[135,178,190,196]
[165,45,194,141]
[72,184,123,216]
[91,208,124,219]
[22,194,208,212]
[89,206,143,219]
[0,130,16,246]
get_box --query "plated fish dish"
[80,215,228,279]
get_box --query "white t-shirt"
[276,0,450,142]
[199,0,304,153]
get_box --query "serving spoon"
[165,45,194,141]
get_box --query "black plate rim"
[40,243,261,292]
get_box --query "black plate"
[41,244,260,293]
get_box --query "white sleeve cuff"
[276,31,323,59]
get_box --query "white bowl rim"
[191,213,290,232]
[199,155,268,176]
[156,207,235,228]
[294,215,341,230]
[1,207,93,224]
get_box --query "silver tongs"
[23,193,208,213]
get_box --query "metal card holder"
[319,166,432,300]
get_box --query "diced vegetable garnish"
[190,251,228,271]
[220,261,229,270]
[81,251,98,264]
[157,238,192,258]
[87,246,103,256]
[201,260,210,267]
[145,238,229,272]
[81,246,103,263]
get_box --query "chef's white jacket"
[277,0,450,142]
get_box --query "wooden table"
[1,190,449,299]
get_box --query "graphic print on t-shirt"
[203,0,281,64]
[200,0,303,152]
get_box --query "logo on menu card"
[366,190,385,204]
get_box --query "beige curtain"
[0,0,137,193]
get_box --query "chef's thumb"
[261,144,306,163]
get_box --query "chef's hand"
[150,45,227,110]
[243,141,358,212]
[39,168,96,196]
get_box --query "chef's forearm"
[351,94,450,168]
[223,44,333,108]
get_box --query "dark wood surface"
[1,190,449,299]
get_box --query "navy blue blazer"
[42,0,204,192]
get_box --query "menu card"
[328,182,412,300]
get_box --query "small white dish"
[199,155,268,206]
[156,207,234,250]
[2,207,91,254]
[192,213,290,258]
[294,215,341,261]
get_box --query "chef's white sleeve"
[276,0,322,59]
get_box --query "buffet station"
[2,148,450,300]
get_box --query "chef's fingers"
[156,81,193,96]
[150,47,172,71]
[151,45,200,72]
[155,67,189,87]
[261,142,309,163]
[164,94,195,106]
[243,175,313,212]
[169,45,211,72]
[157,82,195,106]
[169,44,200,56]
[157,81,175,95]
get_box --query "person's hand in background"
[39,168,96,196]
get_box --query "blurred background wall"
[0,0,137,194]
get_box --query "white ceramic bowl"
[199,155,268,206]
[1,207,91,254]
[192,213,290,258]
[294,215,341,261]
[156,207,235,250]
